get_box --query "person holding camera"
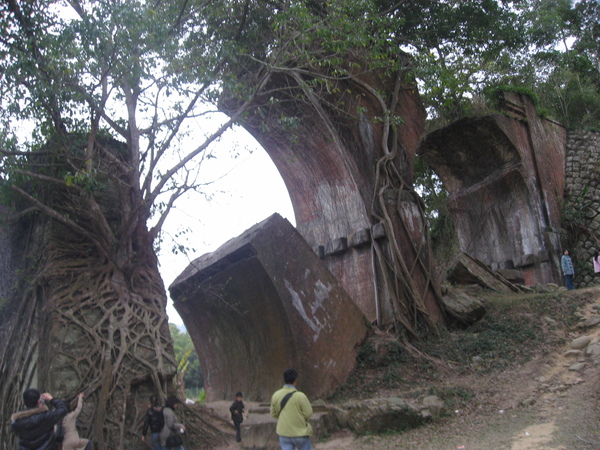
[10,388,68,450]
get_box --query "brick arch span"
[419,92,567,285]
[170,61,448,402]
[225,68,445,328]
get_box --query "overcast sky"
[156,126,295,326]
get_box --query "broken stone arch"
[170,90,570,401]
[418,92,566,285]
[170,67,445,400]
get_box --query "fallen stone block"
[441,286,486,326]
[170,214,369,402]
[447,253,520,293]
[343,397,425,435]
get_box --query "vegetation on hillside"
[169,324,204,399]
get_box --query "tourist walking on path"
[229,392,245,443]
[160,395,186,450]
[270,369,313,450]
[562,249,575,290]
[61,392,91,450]
[593,250,600,276]
[10,389,68,450]
[141,395,164,450]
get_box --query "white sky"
[156,126,295,326]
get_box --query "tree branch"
[9,185,112,261]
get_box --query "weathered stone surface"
[170,214,369,402]
[447,253,520,293]
[222,61,445,327]
[441,287,486,326]
[565,130,600,287]
[497,269,525,285]
[347,229,371,248]
[343,397,425,435]
[419,93,566,286]
[570,336,592,349]
[325,237,348,255]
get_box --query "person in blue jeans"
[270,369,313,450]
[141,395,164,450]
[561,249,575,290]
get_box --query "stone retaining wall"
[565,129,600,287]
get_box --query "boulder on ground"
[441,286,486,326]
[342,397,425,435]
[421,395,446,420]
[570,336,592,349]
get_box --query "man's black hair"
[23,389,41,408]
[235,392,243,398]
[165,395,181,409]
[149,394,160,407]
[283,369,298,385]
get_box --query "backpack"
[151,407,165,433]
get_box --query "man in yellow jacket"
[270,369,313,450]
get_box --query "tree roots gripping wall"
[0,136,224,448]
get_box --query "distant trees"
[526,0,600,128]
[169,324,203,397]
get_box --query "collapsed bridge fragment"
[170,214,369,402]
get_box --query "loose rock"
[570,336,592,349]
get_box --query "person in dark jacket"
[229,392,245,443]
[141,395,164,450]
[10,388,68,450]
